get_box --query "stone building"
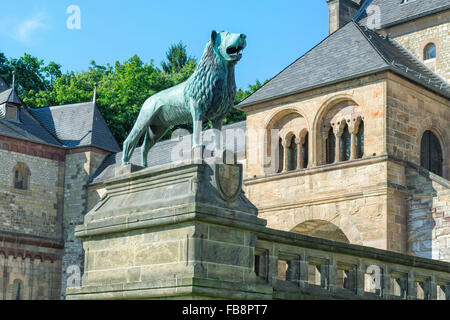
[1,0,449,300]
[237,0,450,260]
[0,78,120,300]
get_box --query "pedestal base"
[67,159,269,300]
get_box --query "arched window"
[12,279,23,300]
[287,135,297,171]
[356,121,364,159]
[13,163,30,190]
[265,111,308,175]
[277,138,284,173]
[340,124,351,162]
[424,43,436,60]
[326,129,335,164]
[302,133,309,168]
[320,100,363,165]
[421,131,443,176]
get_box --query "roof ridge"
[353,21,392,67]
[31,101,94,111]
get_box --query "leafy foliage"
[0,44,266,146]
[161,41,196,75]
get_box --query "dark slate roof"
[88,121,247,186]
[356,0,450,29]
[30,102,120,153]
[0,88,23,105]
[0,107,63,146]
[238,21,450,108]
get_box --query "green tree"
[161,41,196,74]
[0,52,8,81]
[222,79,268,126]
[0,47,267,147]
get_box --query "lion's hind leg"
[122,116,152,165]
[141,126,169,167]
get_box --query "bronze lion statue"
[122,30,247,167]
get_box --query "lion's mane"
[184,40,237,121]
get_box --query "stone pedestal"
[66,157,271,300]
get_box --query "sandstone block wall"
[383,10,450,84]
[0,247,61,300]
[0,148,64,239]
[386,74,450,180]
[60,149,107,299]
[0,142,65,300]
[245,159,396,251]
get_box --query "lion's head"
[211,30,247,62]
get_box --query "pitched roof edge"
[356,22,450,98]
[239,20,449,109]
[91,103,121,153]
[0,131,64,149]
[237,67,391,109]
[237,24,350,109]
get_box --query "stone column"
[282,140,289,173]
[334,128,343,163]
[295,137,303,170]
[349,123,359,160]
[321,131,328,166]
[350,133,357,160]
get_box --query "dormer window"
[0,103,19,121]
[424,43,436,60]
[6,104,18,121]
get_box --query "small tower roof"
[0,88,23,106]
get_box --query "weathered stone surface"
[67,159,450,301]
[67,159,268,300]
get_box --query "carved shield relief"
[215,163,243,201]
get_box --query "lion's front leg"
[191,106,203,160]
[212,117,223,159]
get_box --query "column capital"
[295,137,305,145]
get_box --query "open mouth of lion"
[226,45,245,58]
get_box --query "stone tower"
[325,0,362,34]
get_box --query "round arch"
[263,108,311,174]
[416,121,448,179]
[312,94,364,134]
[291,220,350,243]
[312,94,365,166]
[264,107,309,132]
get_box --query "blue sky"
[0,1,329,89]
